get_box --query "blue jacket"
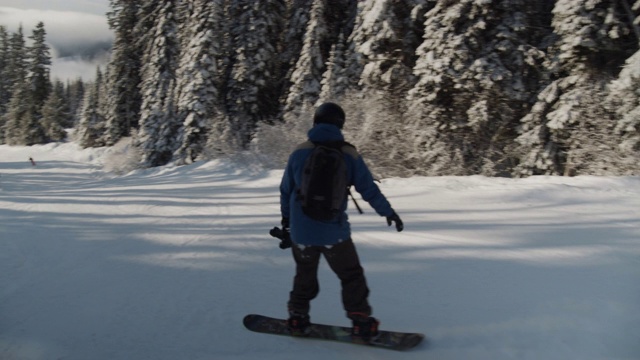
[280,123,394,246]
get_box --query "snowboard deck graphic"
[243,314,425,351]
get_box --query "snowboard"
[243,314,425,351]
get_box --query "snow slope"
[1,142,639,360]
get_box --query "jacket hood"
[307,123,344,143]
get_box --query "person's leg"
[288,245,322,316]
[324,239,379,340]
[323,239,371,316]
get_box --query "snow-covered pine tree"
[135,0,181,167]
[224,0,285,148]
[0,26,10,119]
[282,0,352,118]
[252,0,354,166]
[41,80,70,142]
[9,22,52,146]
[349,0,424,95]
[27,22,52,119]
[607,50,640,174]
[341,0,389,96]
[279,0,311,99]
[340,0,428,177]
[2,26,45,145]
[3,82,33,145]
[407,0,553,176]
[173,0,224,164]
[606,0,640,174]
[282,0,328,119]
[0,26,10,144]
[102,0,143,146]
[77,68,106,148]
[613,0,640,128]
[66,78,85,127]
[3,26,27,99]
[514,0,639,176]
[318,33,349,102]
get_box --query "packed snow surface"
[1,142,639,360]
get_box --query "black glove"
[270,226,292,249]
[386,211,403,232]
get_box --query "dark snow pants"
[288,239,372,317]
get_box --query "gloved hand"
[386,211,404,232]
[279,230,292,249]
[275,217,291,249]
[270,226,292,249]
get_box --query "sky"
[0,0,113,81]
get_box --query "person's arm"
[352,155,392,216]
[351,155,403,232]
[279,155,295,221]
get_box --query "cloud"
[0,0,109,16]
[0,6,113,81]
[52,51,111,83]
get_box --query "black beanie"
[313,102,345,129]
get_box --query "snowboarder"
[29,157,36,166]
[279,102,404,341]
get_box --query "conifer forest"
[1,0,639,178]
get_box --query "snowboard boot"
[287,311,311,337]
[349,312,380,342]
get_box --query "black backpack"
[297,141,351,221]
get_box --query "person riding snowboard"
[279,102,404,341]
